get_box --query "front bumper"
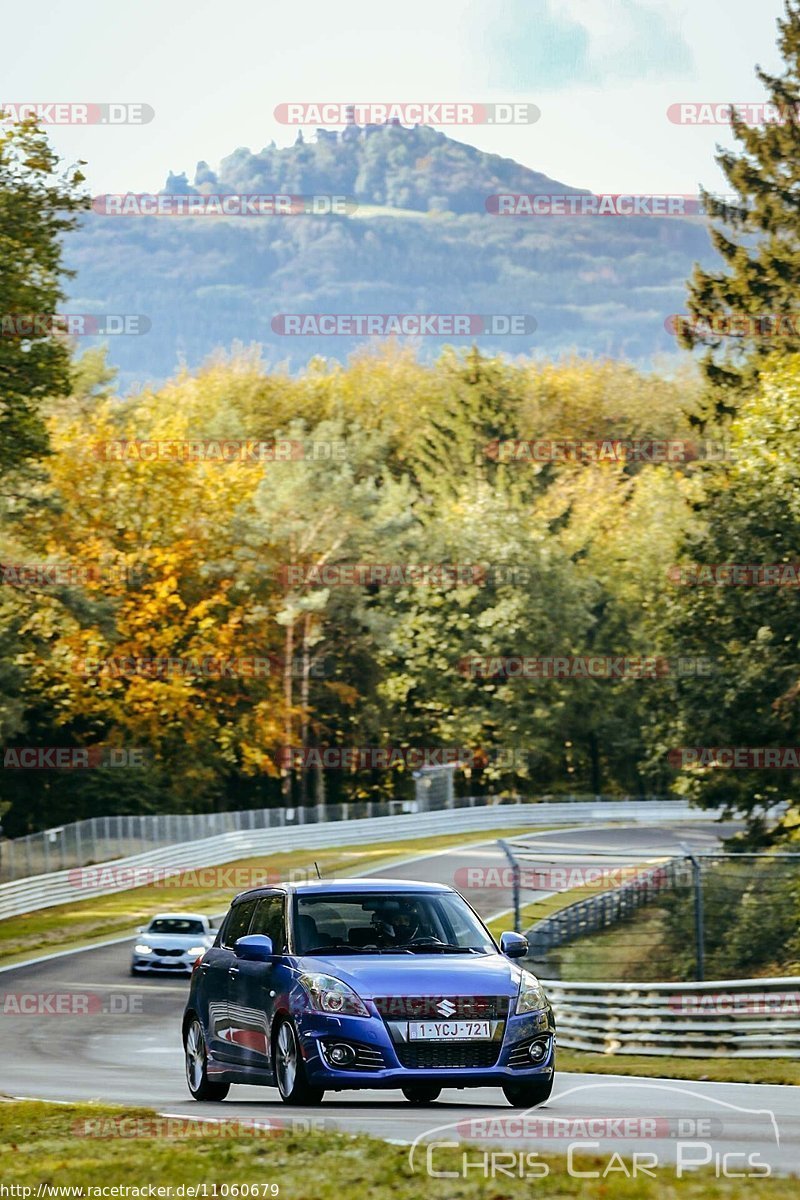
[132,953,195,973]
[296,1006,555,1089]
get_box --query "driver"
[370,900,420,945]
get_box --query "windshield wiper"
[302,942,411,955]
[303,943,372,955]
[398,939,479,954]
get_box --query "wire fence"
[0,783,670,882]
[505,844,800,983]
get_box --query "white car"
[131,912,215,976]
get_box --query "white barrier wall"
[543,976,800,1058]
[0,799,714,921]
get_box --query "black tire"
[402,1085,442,1105]
[274,1019,325,1105]
[184,1017,230,1101]
[502,1075,554,1108]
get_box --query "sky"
[0,0,789,195]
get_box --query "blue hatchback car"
[183,879,555,1107]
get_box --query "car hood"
[137,933,211,947]
[296,952,525,998]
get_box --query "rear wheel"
[502,1076,554,1108]
[402,1085,442,1105]
[185,1017,230,1101]
[274,1020,325,1105]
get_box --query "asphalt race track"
[1,823,798,1176]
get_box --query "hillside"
[64,123,716,389]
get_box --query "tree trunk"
[282,619,294,800]
[299,613,312,806]
[588,731,601,796]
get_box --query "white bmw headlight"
[299,972,369,1017]
[516,969,548,1014]
[134,944,153,955]
[187,946,207,956]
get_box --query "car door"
[224,892,288,1072]
[201,898,258,1062]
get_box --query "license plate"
[408,1020,491,1041]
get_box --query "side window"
[220,899,258,949]
[250,895,286,951]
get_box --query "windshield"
[293,891,494,954]
[147,918,206,935]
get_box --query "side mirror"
[500,931,529,959]
[234,934,274,962]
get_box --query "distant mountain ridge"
[65,123,716,390]
[163,122,585,215]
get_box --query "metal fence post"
[497,839,521,932]
[677,844,705,982]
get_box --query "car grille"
[374,995,510,1020]
[395,1042,500,1070]
[507,1037,552,1069]
[152,947,184,957]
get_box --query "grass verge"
[0,1100,796,1197]
[558,1050,800,1086]
[0,825,550,967]
[485,863,655,939]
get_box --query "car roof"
[231,878,454,904]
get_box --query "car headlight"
[299,972,369,1017]
[516,970,548,1014]
[187,946,206,956]
[134,944,153,955]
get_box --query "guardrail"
[0,798,712,921]
[541,976,800,1057]
[0,790,672,882]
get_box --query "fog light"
[328,1042,356,1066]
[528,1040,547,1062]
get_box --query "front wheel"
[502,1075,554,1108]
[402,1085,442,1105]
[274,1020,325,1105]
[185,1017,230,1101]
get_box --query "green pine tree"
[681,0,800,421]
